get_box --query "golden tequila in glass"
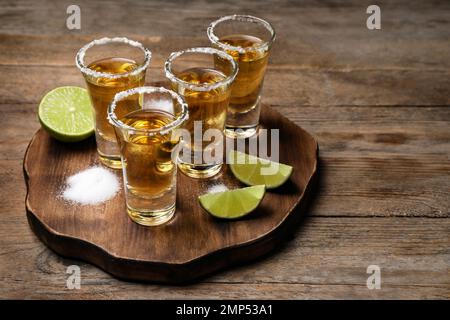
[177,68,228,148]
[217,35,269,113]
[76,37,151,169]
[208,15,276,138]
[165,48,238,178]
[108,87,188,226]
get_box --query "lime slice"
[198,185,266,219]
[38,86,94,142]
[228,150,293,189]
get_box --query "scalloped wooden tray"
[23,105,318,283]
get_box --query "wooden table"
[0,0,448,299]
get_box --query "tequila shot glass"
[108,86,188,226]
[76,37,151,168]
[208,15,276,138]
[165,47,238,178]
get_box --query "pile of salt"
[62,166,120,205]
[207,183,229,194]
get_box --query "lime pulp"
[198,185,266,219]
[228,150,293,189]
[38,86,94,142]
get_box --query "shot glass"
[207,15,276,138]
[76,37,151,169]
[108,87,188,226]
[164,47,238,178]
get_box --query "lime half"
[38,86,94,142]
[198,185,266,219]
[228,150,293,189]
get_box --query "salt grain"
[62,166,120,205]
[207,183,229,194]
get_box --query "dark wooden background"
[0,0,449,299]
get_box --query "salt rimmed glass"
[207,15,276,138]
[76,37,151,169]
[164,47,238,179]
[108,86,188,226]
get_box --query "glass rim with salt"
[75,37,152,79]
[207,15,276,54]
[108,86,189,136]
[164,47,239,92]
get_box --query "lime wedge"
[38,86,94,142]
[198,185,266,219]
[228,150,293,189]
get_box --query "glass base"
[178,162,222,179]
[224,125,258,139]
[127,203,175,226]
[98,153,122,169]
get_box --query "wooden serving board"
[23,105,318,283]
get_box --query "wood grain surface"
[0,0,449,299]
[23,106,318,283]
